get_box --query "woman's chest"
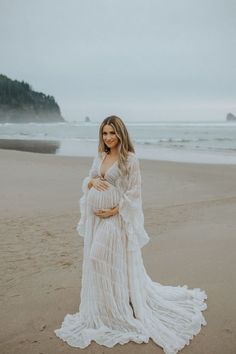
[92,157,120,184]
[99,154,119,179]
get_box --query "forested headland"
[0,74,65,123]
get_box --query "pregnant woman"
[54,115,207,354]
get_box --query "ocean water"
[0,121,236,164]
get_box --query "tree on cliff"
[0,74,65,123]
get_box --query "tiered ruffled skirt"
[54,183,207,354]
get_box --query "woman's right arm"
[76,157,98,237]
[80,157,98,194]
[82,156,110,192]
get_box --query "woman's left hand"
[94,206,119,218]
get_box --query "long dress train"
[54,152,207,354]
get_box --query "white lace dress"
[54,152,207,354]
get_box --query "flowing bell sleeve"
[76,156,98,237]
[118,154,150,252]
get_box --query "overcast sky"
[0,0,235,122]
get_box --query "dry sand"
[0,149,236,354]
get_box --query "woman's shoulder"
[98,151,105,160]
[127,151,136,157]
[94,151,105,161]
[127,151,138,162]
[126,152,140,170]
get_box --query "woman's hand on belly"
[94,205,119,218]
[92,177,110,191]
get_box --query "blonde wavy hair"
[98,115,135,176]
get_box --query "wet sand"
[0,138,60,154]
[0,149,236,354]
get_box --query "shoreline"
[0,137,236,165]
[0,149,236,354]
[0,138,60,154]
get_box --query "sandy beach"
[0,148,236,354]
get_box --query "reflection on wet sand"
[0,139,60,154]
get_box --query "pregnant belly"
[87,183,121,212]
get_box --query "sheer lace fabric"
[54,152,207,354]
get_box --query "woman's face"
[102,124,119,150]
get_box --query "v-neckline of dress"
[99,153,118,179]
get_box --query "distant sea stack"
[85,116,91,122]
[0,74,65,123]
[226,113,236,122]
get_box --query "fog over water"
[0,0,236,122]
